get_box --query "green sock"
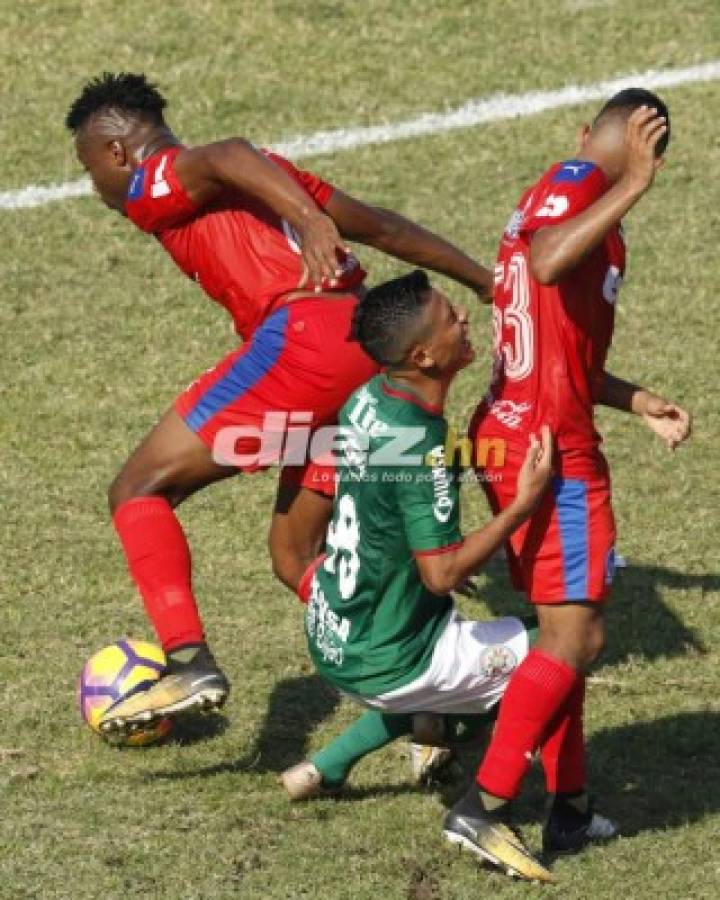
[311,710,412,786]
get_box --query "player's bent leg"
[108,406,237,511]
[102,407,237,736]
[535,602,606,674]
[281,710,413,800]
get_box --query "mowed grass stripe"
[2,59,719,211]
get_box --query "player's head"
[66,73,170,211]
[351,270,475,378]
[581,87,670,179]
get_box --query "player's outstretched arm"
[416,428,554,596]
[324,189,493,301]
[599,372,692,450]
[530,106,667,284]
[174,139,347,287]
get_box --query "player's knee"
[107,464,184,513]
[578,617,606,670]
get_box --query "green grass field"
[2,1,719,897]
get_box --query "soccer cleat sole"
[443,826,555,883]
[99,687,228,735]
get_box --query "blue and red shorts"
[175,295,379,497]
[476,442,616,604]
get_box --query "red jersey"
[475,159,625,474]
[124,146,366,340]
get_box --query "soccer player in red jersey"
[452,90,692,868]
[65,73,492,736]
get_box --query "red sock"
[113,497,204,652]
[540,675,586,794]
[477,649,578,800]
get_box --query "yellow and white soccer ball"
[77,639,173,747]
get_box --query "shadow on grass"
[585,710,720,835]
[236,673,341,773]
[146,674,340,780]
[435,711,720,837]
[475,558,715,666]
[168,712,229,746]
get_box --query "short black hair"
[65,72,167,133]
[351,270,433,366]
[595,87,670,156]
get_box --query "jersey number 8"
[324,493,361,599]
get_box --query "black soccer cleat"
[542,793,618,856]
[99,643,229,737]
[443,787,555,883]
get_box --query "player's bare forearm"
[530,178,644,284]
[600,371,692,448]
[326,191,493,299]
[416,505,528,596]
[417,428,554,595]
[175,140,347,285]
[532,107,667,285]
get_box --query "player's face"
[75,130,132,213]
[422,290,475,375]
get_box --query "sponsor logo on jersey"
[504,208,525,239]
[503,193,534,240]
[127,168,145,201]
[552,160,596,183]
[535,193,569,218]
[427,445,455,523]
[488,399,531,430]
[306,577,350,667]
[479,644,517,678]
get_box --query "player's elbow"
[529,251,560,285]
[416,557,455,596]
[529,235,562,285]
[366,207,405,248]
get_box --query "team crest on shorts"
[479,644,517,678]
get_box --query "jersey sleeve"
[393,421,463,555]
[521,161,608,236]
[263,151,335,209]
[125,147,198,233]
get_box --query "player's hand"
[620,105,668,195]
[638,393,692,450]
[454,575,480,598]
[296,212,351,291]
[513,426,554,516]
[472,266,494,304]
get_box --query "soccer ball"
[77,638,173,747]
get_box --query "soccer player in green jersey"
[283,270,572,881]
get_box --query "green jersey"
[306,375,462,696]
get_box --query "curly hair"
[65,72,167,133]
[351,270,433,367]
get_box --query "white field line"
[3,60,720,211]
